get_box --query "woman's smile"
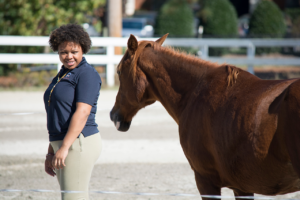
[66,60,75,66]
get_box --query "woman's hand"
[52,146,69,169]
[50,102,91,170]
[45,154,56,177]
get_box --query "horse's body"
[110,34,300,198]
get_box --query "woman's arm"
[52,102,92,169]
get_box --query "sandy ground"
[1,90,300,200]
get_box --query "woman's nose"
[66,52,73,59]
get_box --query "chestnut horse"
[110,34,300,199]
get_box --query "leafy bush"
[198,0,238,56]
[285,8,300,37]
[155,0,194,37]
[199,0,238,37]
[291,17,300,37]
[249,0,286,54]
[0,0,105,76]
[0,70,57,88]
[249,0,285,38]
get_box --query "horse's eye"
[117,70,121,76]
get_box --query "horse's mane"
[156,43,219,70]
[128,41,239,87]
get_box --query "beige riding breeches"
[50,133,102,200]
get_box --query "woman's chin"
[65,65,76,69]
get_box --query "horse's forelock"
[117,51,128,73]
[129,41,154,83]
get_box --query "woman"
[43,24,102,200]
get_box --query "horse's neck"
[141,49,206,123]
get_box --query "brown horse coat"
[110,34,300,198]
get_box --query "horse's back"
[179,68,300,194]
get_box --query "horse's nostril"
[110,110,121,123]
[118,121,131,132]
[110,110,115,121]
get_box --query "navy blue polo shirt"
[43,57,101,141]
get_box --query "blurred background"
[0,0,299,89]
[1,1,300,199]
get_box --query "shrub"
[0,69,57,88]
[155,0,194,37]
[199,0,238,56]
[291,17,300,37]
[249,0,286,54]
[249,0,285,38]
[0,76,18,87]
[199,0,238,37]
[14,70,57,87]
[285,8,300,37]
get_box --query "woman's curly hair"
[49,24,91,54]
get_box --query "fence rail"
[0,36,300,86]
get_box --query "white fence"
[0,36,300,86]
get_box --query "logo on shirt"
[65,72,72,79]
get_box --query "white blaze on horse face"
[115,121,120,130]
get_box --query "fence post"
[247,43,255,74]
[106,45,115,87]
[200,45,208,60]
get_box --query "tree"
[198,0,238,56]
[199,0,238,38]
[155,0,194,37]
[0,0,105,36]
[249,0,285,38]
[0,0,105,76]
[248,0,285,55]
[284,8,300,37]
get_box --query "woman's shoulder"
[78,62,101,81]
[82,62,95,71]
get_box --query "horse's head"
[110,34,169,131]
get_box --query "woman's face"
[58,41,83,69]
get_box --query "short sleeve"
[75,68,101,106]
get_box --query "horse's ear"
[155,33,169,46]
[127,34,138,53]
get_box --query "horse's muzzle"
[110,110,131,132]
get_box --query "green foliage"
[0,0,105,36]
[155,0,194,37]
[0,70,57,88]
[249,0,286,55]
[291,17,300,37]
[199,0,238,37]
[0,0,105,76]
[249,0,285,38]
[198,0,238,56]
[285,8,300,37]
[285,8,300,22]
